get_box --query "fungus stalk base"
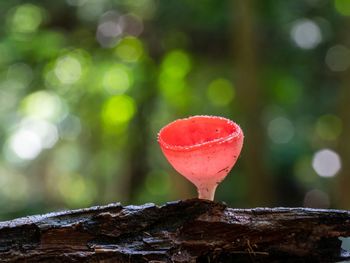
[197,184,218,201]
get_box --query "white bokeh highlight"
[54,56,82,84]
[23,119,59,149]
[9,130,42,160]
[7,118,59,161]
[97,21,122,38]
[291,19,322,49]
[96,11,122,48]
[312,149,341,178]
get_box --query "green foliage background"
[0,0,349,220]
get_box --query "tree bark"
[0,199,349,262]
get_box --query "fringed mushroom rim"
[157,115,243,152]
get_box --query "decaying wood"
[0,199,350,262]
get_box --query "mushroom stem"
[197,183,218,201]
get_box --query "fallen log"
[0,199,349,262]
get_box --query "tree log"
[0,199,350,262]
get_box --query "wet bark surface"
[0,199,349,262]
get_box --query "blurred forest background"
[1,0,350,220]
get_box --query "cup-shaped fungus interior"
[158,116,238,150]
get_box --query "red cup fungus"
[158,115,244,200]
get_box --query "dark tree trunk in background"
[125,103,153,202]
[337,67,350,208]
[336,21,350,210]
[232,0,275,206]
[124,66,158,203]
[1,199,349,262]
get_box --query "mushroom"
[158,115,244,200]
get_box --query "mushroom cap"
[158,115,244,187]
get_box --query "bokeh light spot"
[45,49,90,89]
[0,79,26,94]
[158,74,188,107]
[303,189,330,208]
[21,91,67,122]
[98,21,122,37]
[267,117,295,144]
[335,0,350,16]
[103,64,132,94]
[122,0,157,19]
[96,10,121,47]
[206,78,235,106]
[8,4,43,34]
[115,36,143,62]
[77,0,106,22]
[312,149,341,177]
[325,45,350,72]
[158,72,186,95]
[315,114,342,141]
[58,115,82,140]
[54,55,82,84]
[102,95,136,126]
[21,118,59,149]
[5,118,59,163]
[158,49,191,107]
[119,13,144,36]
[57,173,96,207]
[270,76,302,105]
[290,19,322,49]
[161,50,191,79]
[294,155,317,185]
[9,129,42,160]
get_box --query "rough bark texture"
[0,199,350,262]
